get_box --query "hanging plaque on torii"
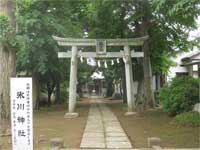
[52,36,148,118]
[96,39,106,54]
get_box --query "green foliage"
[0,15,16,47]
[14,0,200,100]
[136,0,200,73]
[60,82,68,103]
[175,111,200,127]
[78,61,94,85]
[16,0,88,90]
[0,15,10,41]
[85,0,200,77]
[159,76,199,115]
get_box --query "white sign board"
[10,78,33,150]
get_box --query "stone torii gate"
[53,36,148,118]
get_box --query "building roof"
[181,51,200,61]
[91,71,104,80]
[181,50,200,66]
[181,60,200,66]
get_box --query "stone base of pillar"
[124,111,137,116]
[64,112,79,119]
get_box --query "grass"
[1,103,89,150]
[175,111,200,127]
[108,102,200,148]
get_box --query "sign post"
[10,78,33,150]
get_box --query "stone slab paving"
[80,104,106,149]
[60,148,199,150]
[80,103,133,149]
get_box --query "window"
[176,72,189,76]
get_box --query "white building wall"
[193,72,198,78]
[167,50,199,82]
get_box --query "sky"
[188,16,200,53]
[189,16,200,40]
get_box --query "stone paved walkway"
[80,102,133,149]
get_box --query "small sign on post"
[96,39,106,55]
[10,78,33,150]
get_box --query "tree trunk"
[106,80,113,97]
[142,39,155,108]
[77,82,82,98]
[136,79,143,104]
[55,81,61,104]
[47,92,51,107]
[33,74,40,110]
[119,81,123,97]
[46,83,52,107]
[138,1,155,108]
[0,0,16,135]
[133,0,155,108]
[0,45,10,134]
[120,60,127,103]
[46,80,56,107]
[118,3,128,103]
[136,79,146,112]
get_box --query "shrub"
[60,82,69,103]
[159,76,199,115]
[175,111,200,126]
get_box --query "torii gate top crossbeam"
[52,36,148,46]
[58,51,143,58]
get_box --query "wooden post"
[188,65,193,76]
[124,45,136,115]
[64,46,79,118]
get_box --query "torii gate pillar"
[124,45,136,115]
[64,46,79,118]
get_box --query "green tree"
[16,0,87,107]
[0,0,16,135]
[122,0,200,108]
[159,76,199,115]
[84,0,200,108]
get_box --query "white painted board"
[10,78,33,150]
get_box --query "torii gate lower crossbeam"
[53,36,147,118]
